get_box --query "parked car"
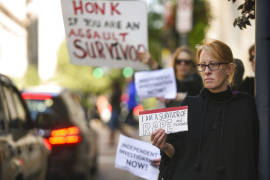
[0,73,49,180]
[22,85,98,180]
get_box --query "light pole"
[256,0,270,179]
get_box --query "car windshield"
[26,99,53,113]
[25,96,71,126]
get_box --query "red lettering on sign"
[72,0,83,15]
[72,40,146,62]
[85,2,105,14]
[119,44,129,60]
[72,1,121,15]
[69,29,76,37]
[85,2,95,14]
[73,39,87,58]
[110,2,121,15]
[86,41,97,58]
[95,41,105,58]
[93,31,101,39]
[95,2,105,15]
[105,43,114,59]
[69,29,130,42]
[119,32,128,42]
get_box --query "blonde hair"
[171,46,196,72]
[197,39,235,84]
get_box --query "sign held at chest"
[139,106,188,136]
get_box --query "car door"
[1,82,48,180]
[0,80,23,180]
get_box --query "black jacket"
[239,77,255,96]
[159,88,258,180]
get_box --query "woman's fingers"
[137,52,151,64]
[151,129,162,141]
[155,132,166,147]
[151,129,158,141]
[151,129,166,148]
[151,158,161,167]
[157,97,166,103]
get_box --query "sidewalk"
[90,119,150,180]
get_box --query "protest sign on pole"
[115,134,160,180]
[176,0,193,34]
[134,68,177,99]
[139,106,188,136]
[61,0,148,69]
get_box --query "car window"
[3,86,27,128]
[25,96,71,126]
[0,85,7,131]
[12,90,27,122]
[25,99,52,121]
[48,96,71,125]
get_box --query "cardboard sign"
[139,106,188,136]
[115,135,160,180]
[135,68,177,99]
[61,0,148,69]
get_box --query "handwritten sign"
[115,135,160,180]
[139,106,188,136]
[135,68,177,99]
[61,0,148,69]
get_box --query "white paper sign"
[176,0,193,34]
[115,135,160,180]
[61,0,148,69]
[135,68,177,99]
[139,106,188,136]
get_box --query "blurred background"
[0,0,254,87]
[0,0,255,180]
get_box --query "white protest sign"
[115,135,160,180]
[61,0,148,69]
[176,0,193,34]
[139,106,188,136]
[135,68,177,99]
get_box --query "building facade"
[0,0,28,78]
[206,0,255,77]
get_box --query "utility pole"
[256,0,270,180]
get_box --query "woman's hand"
[151,129,167,151]
[151,158,161,168]
[137,51,151,64]
[151,129,175,158]
[137,51,159,69]
[156,97,172,104]
[176,92,187,101]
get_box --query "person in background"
[124,75,139,127]
[151,40,258,180]
[240,44,255,96]
[107,79,123,146]
[232,58,245,91]
[138,46,203,107]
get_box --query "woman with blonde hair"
[151,40,258,180]
[166,46,202,107]
[138,45,202,107]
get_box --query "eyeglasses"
[175,59,192,65]
[196,62,229,72]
